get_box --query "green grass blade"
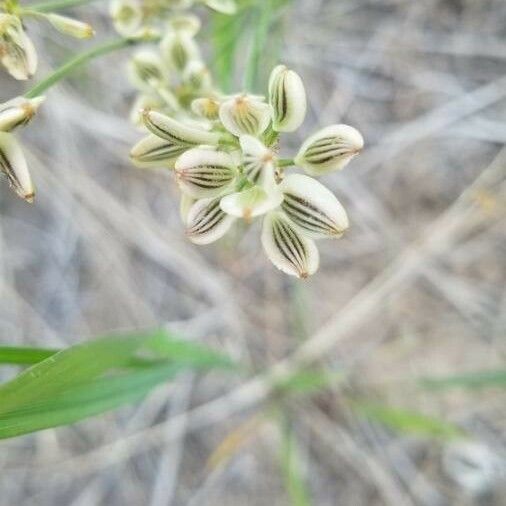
[352,401,464,440]
[0,346,59,365]
[419,369,506,390]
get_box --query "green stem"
[25,37,136,98]
[277,158,295,168]
[26,0,100,13]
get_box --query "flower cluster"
[0,2,94,80]
[0,95,45,202]
[131,65,364,278]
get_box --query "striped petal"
[110,0,143,37]
[143,110,221,146]
[183,60,212,91]
[295,124,364,176]
[128,50,166,90]
[191,97,220,120]
[219,95,271,138]
[220,185,282,221]
[239,135,277,189]
[262,212,319,278]
[0,132,34,202]
[0,96,45,133]
[160,31,200,72]
[280,174,349,239]
[175,148,238,198]
[186,196,236,245]
[268,65,306,132]
[168,14,201,37]
[130,134,187,168]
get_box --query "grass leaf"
[419,369,506,390]
[0,346,59,366]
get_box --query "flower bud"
[45,14,95,39]
[168,14,201,37]
[110,0,143,37]
[268,65,306,132]
[239,135,277,189]
[203,0,237,14]
[219,95,271,138]
[0,132,34,202]
[295,124,364,176]
[191,97,220,121]
[183,60,212,91]
[143,110,222,146]
[0,14,37,80]
[220,186,282,221]
[186,196,236,245]
[160,31,200,72]
[130,134,188,168]
[175,148,238,198]
[0,96,45,132]
[280,174,348,239]
[128,50,166,91]
[262,211,319,278]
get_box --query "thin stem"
[25,37,136,98]
[277,158,295,168]
[26,0,100,13]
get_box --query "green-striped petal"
[219,95,271,138]
[130,134,187,168]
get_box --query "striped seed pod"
[0,132,34,202]
[219,95,271,138]
[295,124,364,176]
[142,110,222,146]
[130,134,188,168]
[186,196,236,245]
[268,65,306,133]
[0,96,45,133]
[0,14,37,80]
[175,148,238,198]
[262,212,319,278]
[280,174,349,239]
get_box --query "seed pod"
[219,95,271,138]
[175,148,238,198]
[268,65,306,132]
[110,0,143,37]
[128,50,166,90]
[220,185,282,221]
[168,14,201,37]
[0,14,37,80]
[191,97,220,121]
[143,110,221,146]
[130,134,188,168]
[0,96,45,132]
[262,212,319,278]
[45,14,95,39]
[239,135,277,189]
[0,132,34,202]
[160,31,200,73]
[186,196,236,245]
[295,124,364,176]
[280,174,348,239]
[203,0,237,14]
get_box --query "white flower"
[262,211,319,278]
[160,31,200,73]
[183,60,212,91]
[239,135,277,189]
[220,185,282,222]
[0,14,37,80]
[0,132,35,202]
[142,110,222,146]
[130,134,188,168]
[219,94,271,138]
[191,97,220,121]
[110,0,143,37]
[295,124,364,176]
[175,148,238,198]
[0,96,45,133]
[279,174,348,239]
[268,65,306,132]
[128,50,167,91]
[167,14,201,37]
[45,14,95,39]
[185,196,236,244]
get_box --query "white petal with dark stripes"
[239,135,277,189]
[186,196,236,245]
[262,212,319,278]
[268,65,306,133]
[220,185,282,221]
[0,96,45,133]
[128,50,166,91]
[160,31,200,72]
[143,110,221,146]
[130,134,187,168]
[280,174,349,239]
[295,124,364,176]
[0,132,34,202]
[175,148,238,198]
[219,95,271,138]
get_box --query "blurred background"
[0,0,505,504]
